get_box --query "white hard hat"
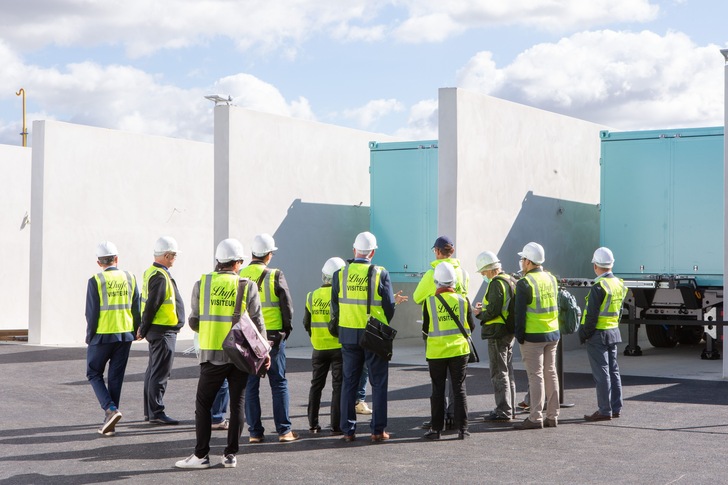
[353,231,378,251]
[154,236,180,256]
[476,251,501,272]
[592,247,615,268]
[96,241,118,258]
[434,262,457,288]
[215,238,245,263]
[251,233,277,257]
[518,242,545,265]
[322,257,346,278]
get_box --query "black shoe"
[150,414,179,425]
[457,430,470,440]
[482,412,511,422]
[309,425,322,434]
[421,420,432,429]
[329,428,344,436]
[445,418,455,430]
[423,429,441,440]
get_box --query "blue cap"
[432,235,454,250]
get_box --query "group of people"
[85,231,628,470]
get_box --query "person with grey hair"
[85,241,140,436]
[421,262,475,440]
[139,236,185,425]
[580,247,628,422]
[473,250,517,422]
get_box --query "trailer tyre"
[645,324,678,348]
[677,326,703,346]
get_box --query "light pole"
[15,88,28,147]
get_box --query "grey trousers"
[487,334,516,418]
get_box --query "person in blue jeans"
[355,367,372,415]
[240,234,298,443]
[211,379,229,429]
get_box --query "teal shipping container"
[369,140,438,282]
[600,127,724,287]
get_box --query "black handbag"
[435,294,479,363]
[222,279,271,376]
[358,265,397,361]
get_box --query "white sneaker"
[211,419,229,430]
[101,408,122,434]
[355,401,372,415]
[221,454,237,468]
[175,454,211,469]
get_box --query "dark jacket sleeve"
[139,272,165,338]
[466,299,476,332]
[303,293,312,336]
[275,270,294,336]
[85,277,100,345]
[477,279,506,323]
[579,284,605,343]
[329,270,341,337]
[244,280,265,335]
[514,278,532,344]
[421,301,429,337]
[131,275,142,335]
[188,280,201,333]
[378,268,396,323]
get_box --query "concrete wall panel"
[0,145,31,330]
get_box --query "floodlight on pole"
[204,94,232,105]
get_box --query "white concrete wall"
[29,121,213,345]
[216,106,398,348]
[0,145,31,330]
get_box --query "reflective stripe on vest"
[523,271,559,334]
[306,287,341,351]
[425,293,470,359]
[141,266,177,325]
[94,270,135,334]
[582,276,627,330]
[198,273,245,351]
[481,274,513,326]
[337,263,385,329]
[239,264,282,331]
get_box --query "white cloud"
[457,30,725,130]
[216,74,316,121]
[394,99,438,140]
[341,98,404,129]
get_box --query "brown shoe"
[248,435,265,443]
[544,418,558,428]
[278,431,300,442]
[371,431,390,442]
[613,412,621,418]
[513,418,543,430]
[342,434,356,442]
[584,411,612,422]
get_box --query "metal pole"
[721,49,728,379]
[15,88,28,147]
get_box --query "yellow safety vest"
[239,264,282,331]
[481,274,514,327]
[412,258,469,304]
[523,271,559,334]
[94,269,135,334]
[425,292,470,359]
[337,262,386,329]
[306,287,341,351]
[141,266,177,326]
[198,273,248,351]
[581,276,627,330]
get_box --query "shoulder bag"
[435,293,479,363]
[222,278,271,376]
[358,265,397,361]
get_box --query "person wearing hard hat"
[85,241,141,437]
[303,257,346,435]
[413,235,469,430]
[580,247,628,422]
[176,238,267,469]
[239,233,298,443]
[139,236,185,425]
[330,231,408,442]
[512,242,560,430]
[473,250,518,422]
[421,262,475,440]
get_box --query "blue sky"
[1,0,726,146]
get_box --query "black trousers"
[143,331,177,418]
[428,355,468,432]
[195,362,249,458]
[308,348,343,430]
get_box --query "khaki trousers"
[520,340,560,422]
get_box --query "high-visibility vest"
[141,266,177,325]
[198,273,248,351]
[337,262,385,329]
[93,269,135,334]
[412,258,469,304]
[239,264,282,331]
[481,273,514,326]
[306,287,341,351]
[522,271,559,334]
[582,275,627,330]
[424,292,470,359]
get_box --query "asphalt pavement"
[0,338,726,484]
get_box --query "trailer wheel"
[677,326,703,346]
[645,324,678,348]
